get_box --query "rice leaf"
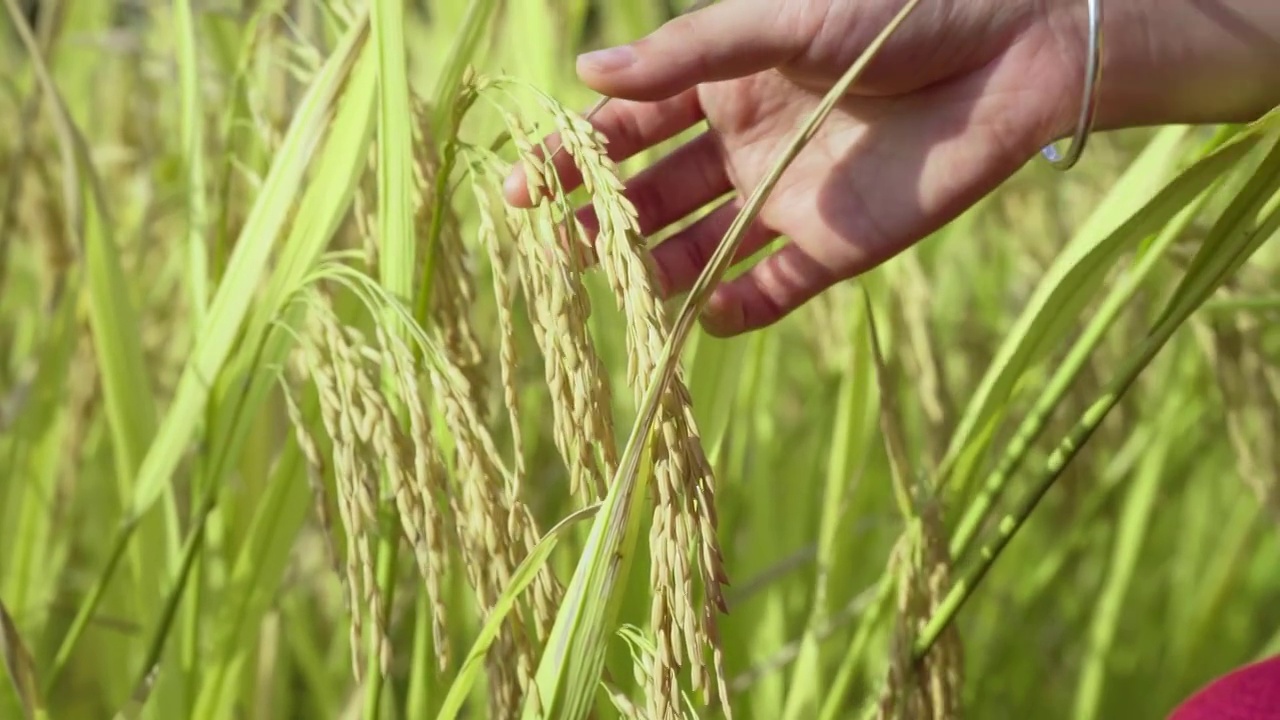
[372,0,415,305]
[174,0,210,326]
[363,0,417,712]
[940,116,1280,502]
[436,503,602,720]
[913,134,1280,664]
[937,126,1192,494]
[0,599,41,720]
[947,130,1233,561]
[1152,123,1280,330]
[44,10,374,691]
[127,8,371,520]
[522,4,924,718]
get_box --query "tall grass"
[2,1,1279,719]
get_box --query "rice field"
[2,1,1279,719]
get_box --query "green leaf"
[436,503,601,720]
[521,4,925,718]
[0,598,42,720]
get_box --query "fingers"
[699,243,843,337]
[504,90,704,208]
[576,131,732,240]
[648,197,779,296]
[576,0,808,102]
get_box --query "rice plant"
[2,1,1278,719]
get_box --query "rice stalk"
[913,134,1280,669]
[0,598,41,720]
[509,3,925,716]
[863,291,962,720]
[310,244,560,717]
[947,121,1277,563]
[530,100,728,717]
[478,120,619,502]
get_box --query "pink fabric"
[1169,655,1280,720]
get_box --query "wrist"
[1042,0,1280,142]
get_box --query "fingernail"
[577,45,637,73]
[699,294,738,337]
[503,168,524,199]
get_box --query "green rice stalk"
[45,9,375,695]
[948,119,1279,562]
[436,503,601,720]
[4,0,180,692]
[1071,410,1173,720]
[520,4,923,718]
[0,598,42,720]
[174,0,209,326]
[911,142,1280,664]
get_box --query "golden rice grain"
[502,119,619,501]
[531,103,730,717]
[874,503,963,720]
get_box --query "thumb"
[576,0,809,102]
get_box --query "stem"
[43,517,135,694]
[914,192,1277,660]
[363,506,401,720]
[817,578,894,720]
[126,479,221,708]
[412,141,454,328]
[948,195,1206,561]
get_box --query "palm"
[511,1,1080,334]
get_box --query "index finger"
[503,88,704,207]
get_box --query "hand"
[503,0,1280,337]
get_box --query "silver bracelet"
[1041,0,1103,170]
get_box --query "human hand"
[503,0,1280,336]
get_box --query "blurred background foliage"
[1,1,1279,719]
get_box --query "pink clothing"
[1169,655,1280,719]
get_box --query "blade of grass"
[43,10,373,692]
[948,132,1236,560]
[937,125,1194,496]
[913,136,1280,664]
[946,119,1279,563]
[1071,411,1174,720]
[0,598,42,720]
[521,4,924,718]
[174,0,209,326]
[436,503,602,720]
[363,0,418,713]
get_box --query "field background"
[2,1,1279,719]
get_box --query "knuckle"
[773,0,826,50]
[665,13,715,77]
[625,180,664,229]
